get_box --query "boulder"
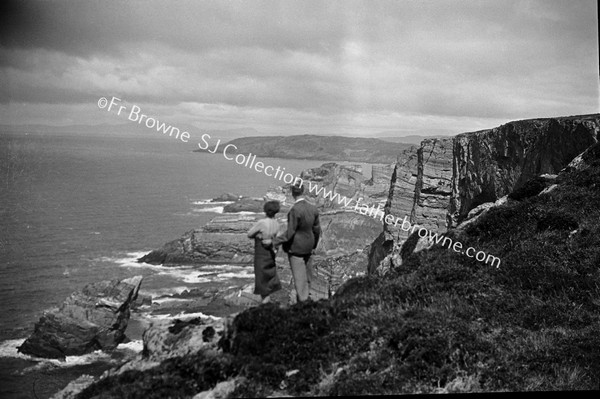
[223,197,265,213]
[18,276,143,359]
[142,316,225,362]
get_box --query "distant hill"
[197,134,416,163]
[376,134,451,144]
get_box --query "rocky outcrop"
[51,315,231,398]
[18,276,143,359]
[559,140,600,176]
[142,317,225,362]
[289,162,394,209]
[449,115,599,227]
[317,210,383,255]
[410,139,453,233]
[383,139,452,240]
[222,197,265,213]
[138,215,258,265]
[369,114,600,274]
[139,210,382,266]
[368,139,453,273]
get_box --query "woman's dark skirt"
[253,238,282,296]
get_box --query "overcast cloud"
[0,0,598,136]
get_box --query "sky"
[0,0,598,137]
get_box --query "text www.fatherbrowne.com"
[98,96,501,268]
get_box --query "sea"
[0,130,370,398]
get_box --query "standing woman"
[247,200,282,303]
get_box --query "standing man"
[274,183,321,302]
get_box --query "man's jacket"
[275,199,321,256]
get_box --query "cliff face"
[367,138,452,273]
[410,139,453,232]
[382,138,453,240]
[369,114,600,274]
[382,145,419,240]
[449,115,600,226]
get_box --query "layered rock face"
[18,276,143,359]
[381,138,453,240]
[291,162,394,209]
[368,139,453,273]
[408,139,453,233]
[449,115,600,226]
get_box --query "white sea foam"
[202,264,248,272]
[1,339,110,372]
[151,297,194,304]
[0,338,27,359]
[140,286,190,298]
[214,271,254,280]
[193,206,225,213]
[117,340,144,353]
[95,251,164,270]
[192,199,235,205]
[2,338,143,373]
[156,268,213,284]
[154,264,254,284]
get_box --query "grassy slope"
[78,145,600,397]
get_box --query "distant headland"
[193,134,421,163]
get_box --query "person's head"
[290,183,304,199]
[264,200,280,218]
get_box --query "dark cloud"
[0,0,597,134]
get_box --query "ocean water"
[0,131,334,398]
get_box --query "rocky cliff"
[382,138,453,240]
[448,115,600,226]
[294,162,395,209]
[368,138,453,272]
[369,114,600,274]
